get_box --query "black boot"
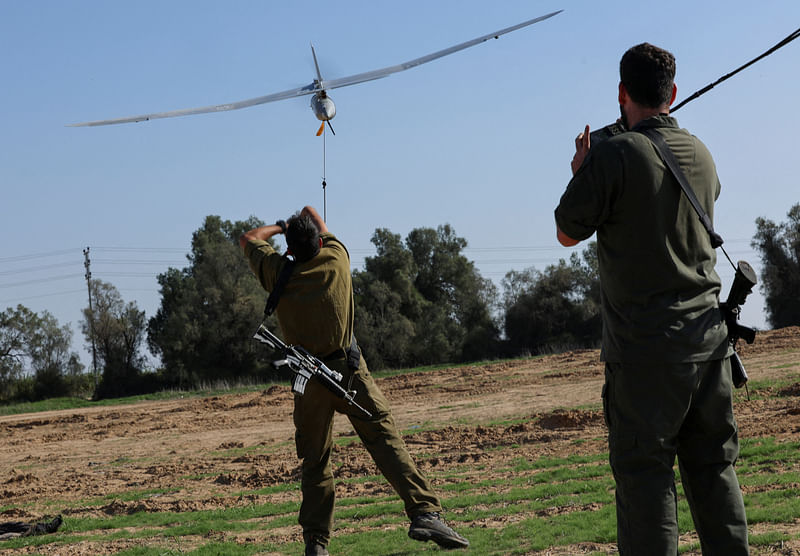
[409,512,469,549]
[304,539,330,556]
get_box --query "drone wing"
[320,10,562,91]
[69,10,562,127]
[68,81,322,127]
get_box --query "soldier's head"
[619,43,676,109]
[286,212,321,263]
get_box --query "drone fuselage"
[310,90,336,122]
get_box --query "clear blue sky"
[2,1,798,366]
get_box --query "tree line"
[2,204,799,403]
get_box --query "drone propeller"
[315,120,335,137]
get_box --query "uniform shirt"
[555,115,730,363]
[244,232,354,358]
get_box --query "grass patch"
[6,432,800,554]
[5,354,800,554]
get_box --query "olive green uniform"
[555,116,748,554]
[244,232,441,546]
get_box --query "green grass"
[4,371,800,553]
[5,431,800,554]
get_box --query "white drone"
[70,10,562,135]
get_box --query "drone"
[69,10,562,134]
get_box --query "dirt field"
[2,327,799,555]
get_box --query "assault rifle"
[253,324,372,418]
[720,261,758,391]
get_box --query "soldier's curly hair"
[620,43,676,108]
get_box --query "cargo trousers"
[603,357,749,555]
[293,354,442,546]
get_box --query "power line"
[0,246,187,264]
[0,248,81,264]
[2,239,756,264]
[0,241,761,290]
[0,262,84,277]
[0,289,86,305]
[94,272,167,278]
[91,246,188,253]
[92,259,187,266]
[0,273,84,289]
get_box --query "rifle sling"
[263,257,295,317]
[637,127,724,249]
[263,255,361,370]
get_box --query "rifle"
[253,324,372,418]
[720,261,758,392]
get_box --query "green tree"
[502,242,600,355]
[1,304,85,401]
[752,204,800,328]
[406,225,499,362]
[351,273,415,370]
[353,224,499,369]
[82,280,147,398]
[0,305,28,393]
[361,228,426,319]
[28,310,86,399]
[147,215,269,386]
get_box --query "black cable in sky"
[0,274,84,289]
[0,249,80,264]
[672,26,800,113]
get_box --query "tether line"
[672,26,800,113]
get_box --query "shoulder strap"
[637,127,724,249]
[263,257,295,317]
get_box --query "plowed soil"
[2,327,800,555]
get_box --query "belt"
[322,347,348,362]
[322,336,360,368]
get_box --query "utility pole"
[83,247,99,394]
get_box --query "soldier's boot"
[408,512,469,549]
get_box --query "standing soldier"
[240,206,468,556]
[555,44,749,554]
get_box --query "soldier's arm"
[300,206,328,234]
[238,223,284,250]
